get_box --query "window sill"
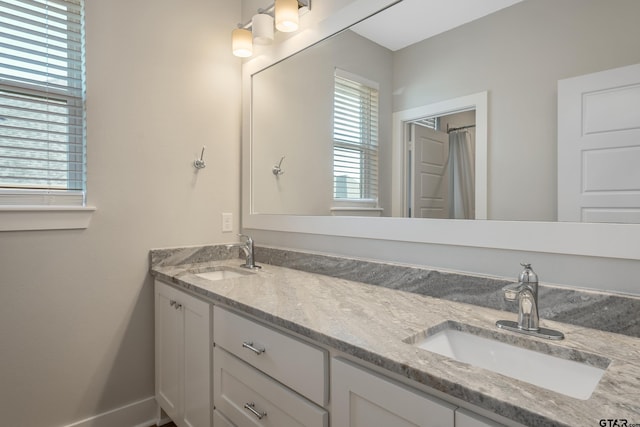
[0,206,96,231]
[330,207,383,217]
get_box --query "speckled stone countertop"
[150,247,640,427]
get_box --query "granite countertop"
[151,258,640,427]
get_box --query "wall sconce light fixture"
[275,0,299,32]
[252,13,274,45]
[232,0,311,58]
[231,28,253,57]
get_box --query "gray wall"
[0,1,241,425]
[252,30,393,215]
[393,0,640,221]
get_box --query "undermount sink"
[191,267,253,281]
[407,322,609,400]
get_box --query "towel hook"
[272,156,285,176]
[194,146,206,169]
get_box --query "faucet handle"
[501,283,521,301]
[518,263,538,283]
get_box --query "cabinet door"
[155,281,211,427]
[455,408,503,427]
[156,282,183,422]
[181,291,211,427]
[332,358,455,427]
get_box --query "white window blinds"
[0,0,85,205]
[333,70,379,202]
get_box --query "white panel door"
[558,63,640,223]
[411,124,449,218]
[331,358,455,427]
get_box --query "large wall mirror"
[242,0,640,260]
[249,0,640,222]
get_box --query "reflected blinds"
[0,0,84,204]
[332,70,379,202]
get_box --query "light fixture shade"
[275,0,299,33]
[232,28,253,57]
[252,13,274,45]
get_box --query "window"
[0,0,85,207]
[332,69,379,204]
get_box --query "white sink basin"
[412,326,608,400]
[193,268,252,281]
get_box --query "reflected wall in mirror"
[250,0,640,221]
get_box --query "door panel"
[155,283,182,421]
[182,296,211,427]
[331,358,454,427]
[558,63,640,223]
[411,124,449,218]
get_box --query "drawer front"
[213,347,328,427]
[214,306,328,406]
[213,410,236,427]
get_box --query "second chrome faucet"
[496,263,564,340]
[226,234,261,270]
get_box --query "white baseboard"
[64,396,158,427]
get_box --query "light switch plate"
[221,212,233,232]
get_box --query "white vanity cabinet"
[212,306,328,426]
[332,358,456,427]
[455,408,503,427]
[155,280,211,427]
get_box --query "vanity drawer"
[213,410,235,427]
[213,347,328,427]
[213,306,328,406]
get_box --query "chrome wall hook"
[194,146,206,169]
[272,156,285,176]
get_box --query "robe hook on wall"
[194,146,206,169]
[272,156,285,176]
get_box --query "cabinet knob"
[242,341,265,355]
[244,402,267,420]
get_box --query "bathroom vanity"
[150,246,640,427]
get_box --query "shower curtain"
[449,130,475,219]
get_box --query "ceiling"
[351,0,524,51]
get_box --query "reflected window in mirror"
[332,69,380,209]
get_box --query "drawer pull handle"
[242,341,265,355]
[169,300,176,307]
[244,402,267,420]
[169,300,182,310]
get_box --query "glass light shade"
[275,0,299,33]
[252,13,274,45]
[232,28,253,57]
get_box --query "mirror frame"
[241,0,640,261]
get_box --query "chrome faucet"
[496,263,564,340]
[226,234,260,270]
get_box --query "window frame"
[0,0,93,230]
[332,69,380,208]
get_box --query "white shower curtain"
[449,131,475,219]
